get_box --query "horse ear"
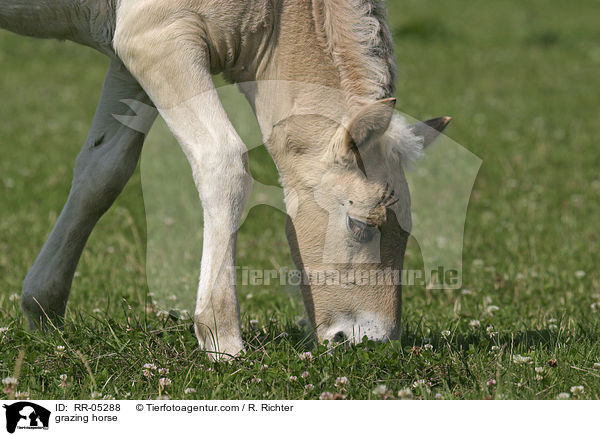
[409,116,452,148]
[344,98,396,150]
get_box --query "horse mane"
[312,0,421,165]
[312,0,397,109]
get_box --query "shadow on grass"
[401,319,600,354]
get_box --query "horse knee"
[198,149,252,207]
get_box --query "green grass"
[1,0,599,400]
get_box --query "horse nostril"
[332,331,347,343]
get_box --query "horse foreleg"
[22,58,156,329]
[114,12,252,359]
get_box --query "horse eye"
[346,216,377,242]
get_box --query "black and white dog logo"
[2,402,50,433]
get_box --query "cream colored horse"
[1,0,448,358]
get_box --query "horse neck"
[242,0,393,145]
[239,0,350,141]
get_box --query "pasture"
[1,0,599,400]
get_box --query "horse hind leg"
[21,59,157,329]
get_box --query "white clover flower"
[335,376,349,387]
[486,305,500,313]
[56,345,65,352]
[593,363,600,368]
[249,319,259,329]
[261,364,269,370]
[441,330,451,338]
[570,385,584,395]
[305,384,314,390]
[424,344,434,351]
[156,310,169,320]
[557,392,570,400]
[434,393,442,399]
[372,384,388,396]
[486,379,497,387]
[491,345,500,351]
[9,293,19,302]
[143,363,157,377]
[534,367,545,374]
[59,374,68,381]
[397,388,413,399]
[549,323,558,331]
[319,391,334,400]
[513,354,532,365]
[158,368,169,376]
[0,327,8,334]
[15,391,30,400]
[486,326,495,333]
[412,379,427,388]
[92,308,102,314]
[184,388,196,394]
[289,376,298,381]
[90,391,102,399]
[469,319,481,328]
[159,377,172,387]
[301,371,310,379]
[2,377,18,386]
[299,351,313,361]
[548,318,558,323]
[590,302,600,312]
[251,377,262,383]
[574,270,586,279]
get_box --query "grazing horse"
[0,0,449,358]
